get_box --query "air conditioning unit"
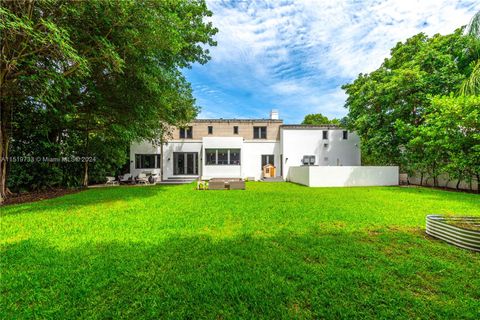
[302,155,315,165]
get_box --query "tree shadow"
[0,185,183,217]
[1,229,479,319]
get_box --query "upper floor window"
[208,126,213,134]
[233,126,239,134]
[343,131,348,140]
[179,126,193,139]
[253,126,267,139]
[322,130,328,140]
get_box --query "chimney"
[270,109,279,120]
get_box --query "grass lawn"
[1,183,479,319]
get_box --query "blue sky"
[184,0,480,124]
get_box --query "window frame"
[253,126,267,139]
[179,126,193,139]
[208,126,213,135]
[204,148,241,165]
[322,130,328,140]
[135,154,160,169]
[342,130,348,140]
[233,126,239,134]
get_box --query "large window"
[253,126,267,139]
[135,154,160,169]
[179,126,193,139]
[261,154,274,169]
[205,149,241,165]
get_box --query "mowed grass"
[1,183,479,319]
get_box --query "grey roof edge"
[280,124,345,129]
[193,119,284,123]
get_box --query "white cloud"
[188,0,480,123]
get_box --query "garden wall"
[288,166,399,187]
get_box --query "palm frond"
[460,59,480,95]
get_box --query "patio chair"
[229,180,245,190]
[119,173,132,184]
[209,180,226,190]
[136,173,149,185]
[105,176,119,186]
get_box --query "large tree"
[343,28,479,166]
[0,0,217,202]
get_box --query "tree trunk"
[160,140,164,182]
[0,108,10,204]
[82,161,88,187]
[456,179,461,190]
[420,173,424,186]
[477,174,480,194]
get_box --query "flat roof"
[193,119,283,123]
[280,124,344,130]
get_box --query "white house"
[129,110,363,181]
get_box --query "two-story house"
[129,110,361,181]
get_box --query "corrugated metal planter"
[426,215,480,252]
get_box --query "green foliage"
[2,0,217,193]
[343,19,480,189]
[2,183,480,318]
[302,113,340,125]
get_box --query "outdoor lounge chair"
[105,176,119,186]
[209,180,226,190]
[136,173,149,185]
[229,180,245,190]
[119,173,132,184]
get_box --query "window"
[135,154,160,169]
[343,131,348,140]
[205,149,216,165]
[261,154,274,170]
[322,130,328,140]
[205,149,241,165]
[253,126,267,139]
[217,149,228,165]
[230,149,241,165]
[179,126,193,139]
[233,126,239,134]
[208,126,213,134]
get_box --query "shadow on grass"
[0,185,182,217]
[2,229,479,319]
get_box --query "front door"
[174,152,198,175]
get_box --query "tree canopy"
[302,113,340,125]
[343,13,480,191]
[0,0,217,201]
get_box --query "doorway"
[173,152,198,175]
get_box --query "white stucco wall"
[242,141,280,180]
[288,166,399,187]
[281,128,361,179]
[129,140,162,177]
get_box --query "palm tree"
[460,11,480,95]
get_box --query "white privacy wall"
[288,166,399,187]
[280,128,361,179]
[242,141,280,180]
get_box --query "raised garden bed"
[426,215,480,252]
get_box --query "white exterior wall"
[129,140,162,177]
[163,141,203,179]
[281,128,361,179]
[242,141,280,180]
[202,137,242,179]
[288,166,399,187]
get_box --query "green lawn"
[1,183,479,319]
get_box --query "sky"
[184,0,480,124]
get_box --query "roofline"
[192,119,283,123]
[280,124,345,129]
